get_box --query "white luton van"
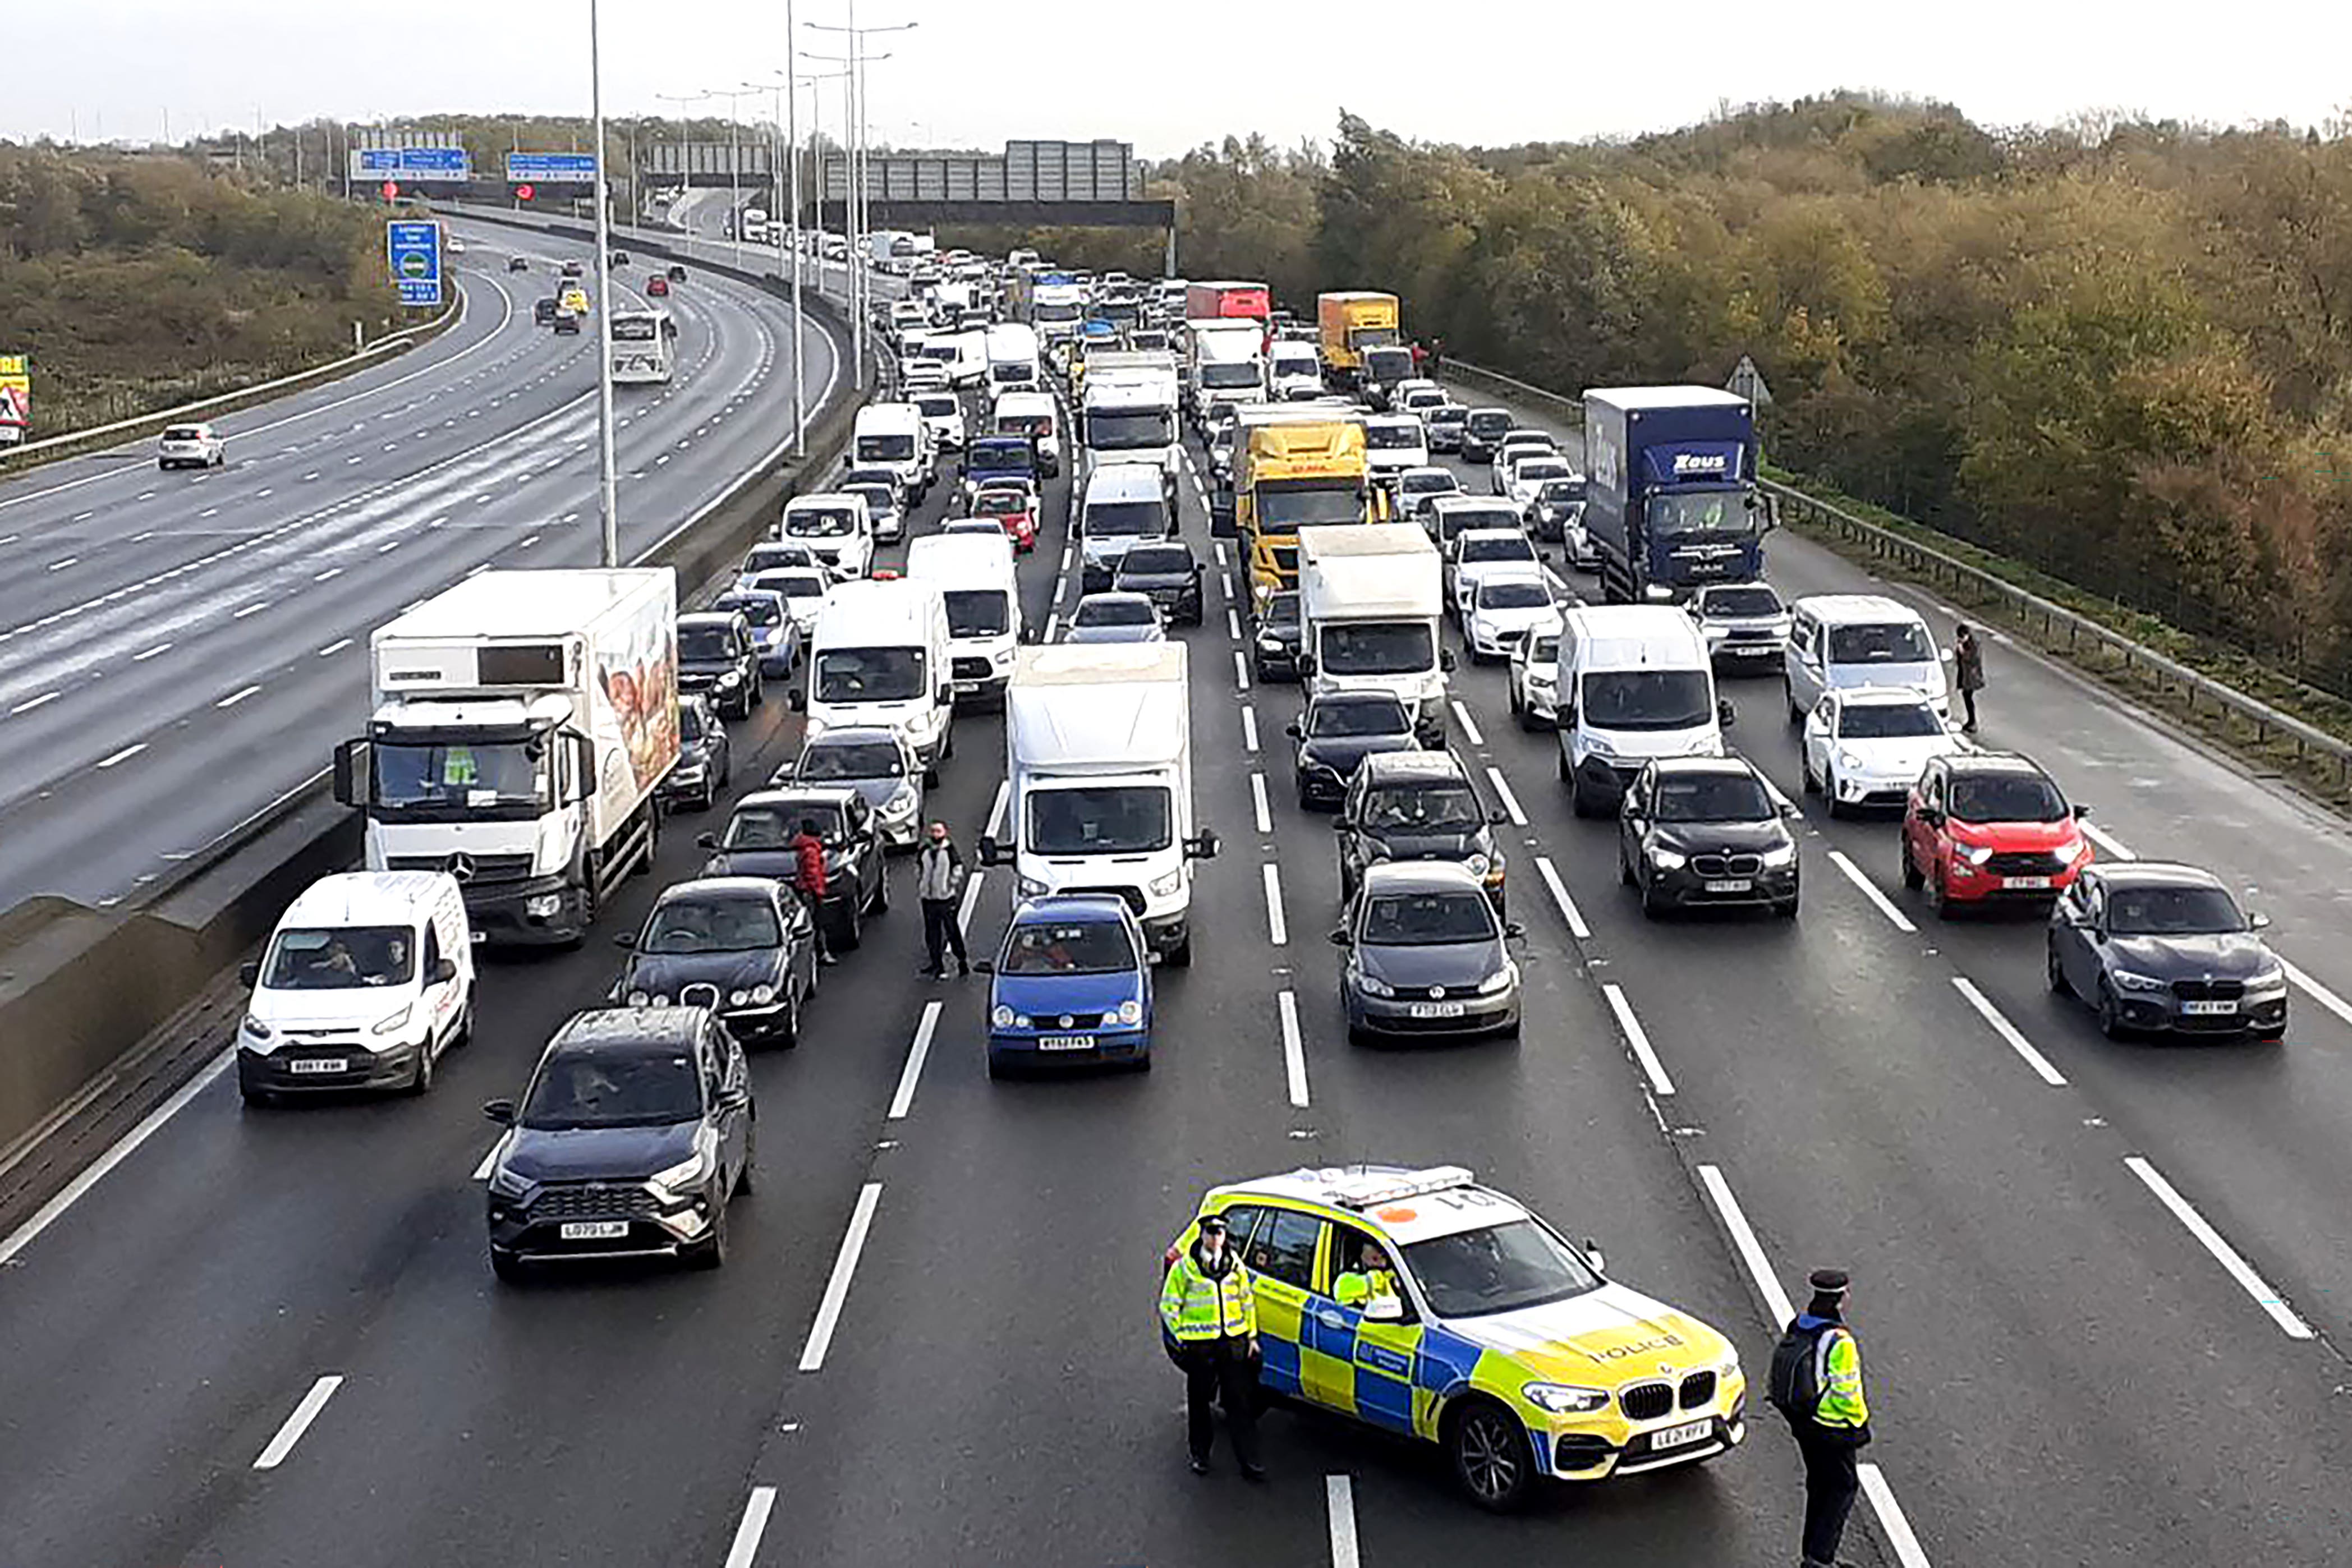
[333,568,678,945]
[906,532,1023,707]
[985,322,1043,396]
[1081,348,1182,496]
[1188,318,1269,417]
[1553,604,1736,817]
[981,642,1220,965]
[235,870,476,1103]
[1297,523,1455,746]
[798,577,957,779]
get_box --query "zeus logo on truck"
[1670,451,1729,476]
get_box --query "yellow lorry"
[1317,291,1402,384]
[1235,402,1390,593]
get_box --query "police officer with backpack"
[1769,1268,1872,1568]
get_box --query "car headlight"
[1582,737,1618,762]
[1760,842,1797,868]
[1836,751,1863,771]
[1017,875,1050,898]
[2051,837,2085,863]
[994,647,1017,666]
[881,789,918,819]
[991,1004,1017,1028]
[626,990,653,1006]
[1528,672,1555,692]
[1148,868,1184,897]
[1523,1382,1611,1415]
[672,764,706,783]
[1649,843,1687,871]
[1961,844,1995,866]
[729,989,751,1006]
[486,1164,532,1201]
[717,670,742,687]
[649,1146,715,1197]
[1257,633,1284,651]
[2112,970,2170,992]
[1476,964,1515,995]
[2248,964,2287,990]
[1102,999,1142,1027]
[751,983,777,1004]
[242,1014,273,1040]
[1464,852,1491,876]
[371,1004,414,1037]
[648,993,674,1007]
[1356,969,1395,999]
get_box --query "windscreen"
[1363,347,1413,380]
[1086,410,1175,450]
[745,544,814,573]
[1353,327,1403,350]
[1701,585,1783,617]
[798,741,906,781]
[521,1050,701,1131]
[1366,424,1421,450]
[678,625,736,663]
[998,414,1053,439]
[846,486,896,519]
[1000,919,1135,976]
[1363,781,1483,833]
[1838,702,1943,739]
[1949,772,2068,823]
[786,505,859,538]
[1478,580,1552,610]
[1264,593,1301,629]
[1308,697,1410,738]
[2106,885,2246,936]
[1275,351,1319,375]
[373,740,546,810]
[1404,1220,1599,1318]
[1119,545,1193,576]
[764,572,828,601]
[1580,670,1714,732]
[641,895,783,953]
[1255,480,1363,529]
[1437,507,1517,543]
[1320,622,1434,677]
[1828,622,1932,664]
[1653,774,1775,822]
[970,442,1033,475]
[1034,301,1081,323]
[1084,499,1169,537]
[914,396,959,418]
[1460,535,1536,564]
[1514,459,1570,484]
[992,363,1035,383]
[1649,490,1757,536]
[1528,633,1560,664]
[1200,362,1262,389]
[943,590,1011,637]
[1076,596,1155,627]
[814,647,926,702]
[856,433,917,462]
[262,926,417,989]
[1025,785,1174,855]
[164,425,206,441]
[1361,891,1496,946]
[1467,411,1512,437]
[724,803,841,849]
[716,595,782,629]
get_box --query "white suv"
[157,422,225,470]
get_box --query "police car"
[1161,1164,1745,1510]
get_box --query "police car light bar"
[1331,1165,1476,1211]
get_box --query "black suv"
[534,297,561,325]
[1616,757,1800,919]
[1113,541,1205,626]
[483,1007,754,1279]
[1334,750,1510,913]
[677,609,762,719]
[699,787,889,951]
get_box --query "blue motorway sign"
[353,146,473,181]
[506,152,600,184]
[386,220,444,307]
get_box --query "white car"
[779,492,875,581]
[1505,453,1575,513]
[1394,465,1463,526]
[912,390,966,453]
[745,567,833,640]
[1490,431,1558,493]
[445,234,468,256]
[1445,527,1542,620]
[1364,413,1428,480]
[1800,686,1964,816]
[1463,573,1563,664]
[157,422,225,470]
[1398,385,1449,421]
[1508,622,1564,730]
[1688,581,1792,669]
[1063,591,1166,645]
[902,360,950,396]
[1269,344,1324,400]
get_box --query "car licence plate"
[1409,1001,1467,1019]
[1651,1418,1713,1451]
[559,1221,629,1241]
[287,1057,347,1075]
[1703,879,1753,894]
[2003,875,2052,890]
[2181,999,2239,1016]
[1036,1034,1096,1051]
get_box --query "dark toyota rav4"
[483,1006,754,1280]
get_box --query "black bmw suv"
[1616,757,1800,919]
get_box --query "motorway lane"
[0,219,837,909]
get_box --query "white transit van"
[780,492,875,581]
[235,870,475,1103]
[985,322,1043,395]
[1552,605,1734,816]
[991,389,1062,477]
[907,532,1023,707]
[1782,594,1950,722]
[1077,463,1176,594]
[852,402,933,503]
[798,578,956,778]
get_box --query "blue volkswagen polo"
[978,895,1153,1077]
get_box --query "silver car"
[157,422,225,471]
[778,726,926,849]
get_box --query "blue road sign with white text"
[355,146,472,181]
[387,221,443,307]
[506,152,600,184]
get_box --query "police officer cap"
[1808,1268,1850,1293]
[1199,1215,1230,1235]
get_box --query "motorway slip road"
[2,374,2350,1568]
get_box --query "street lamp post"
[590,0,620,566]
[653,90,712,228]
[806,15,916,390]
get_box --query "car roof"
[656,875,784,904]
[1011,893,1133,924]
[1084,465,1165,501]
[279,870,454,928]
[1312,688,1407,707]
[800,725,906,749]
[1399,466,1457,483]
[733,785,861,811]
[1946,751,2050,776]
[1835,684,1937,706]
[1361,859,1486,896]
[1457,527,1531,542]
[1212,1164,1532,1246]
[1078,590,1156,611]
[1360,749,1472,783]
[2092,860,2224,889]
[552,1006,709,1052]
[677,610,743,629]
[1430,495,1515,513]
[1648,754,1761,779]
[1796,592,1920,625]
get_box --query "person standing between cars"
[1428,335,1446,376]
[1771,1268,1871,1568]
[915,820,971,979]
[1410,339,1428,378]
[790,818,839,967]
[1159,1214,1265,1479]
[1951,623,1986,734]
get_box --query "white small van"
[852,402,933,503]
[991,389,1062,476]
[1552,605,1733,816]
[780,491,875,581]
[236,871,475,1103]
[798,578,957,779]
[907,532,1023,706]
[1077,463,1175,594]
[1782,594,1949,722]
[985,322,1042,394]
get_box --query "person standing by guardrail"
[1950,623,1986,733]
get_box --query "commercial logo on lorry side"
[1670,451,1729,475]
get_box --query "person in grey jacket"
[915,821,971,979]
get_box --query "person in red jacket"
[791,819,839,966]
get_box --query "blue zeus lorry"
[1582,386,1771,604]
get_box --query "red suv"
[1901,753,2092,916]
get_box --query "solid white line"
[1278,990,1310,1110]
[1696,1163,1796,1327]
[2123,1156,2313,1338]
[1950,976,2068,1085]
[8,691,59,715]
[1326,1474,1362,1568]
[0,1048,233,1265]
[1485,765,1527,826]
[887,1003,943,1121]
[316,638,353,657]
[132,642,172,662]
[215,684,262,710]
[94,742,146,770]
[1241,705,1258,753]
[1233,649,1251,692]
[1262,862,1288,945]
[1858,1465,1935,1568]
[1534,855,1591,940]
[800,1182,884,1372]
[723,1486,779,1568]
[1226,606,1242,641]
[1451,699,1483,747]
[2281,960,2352,1029]
[252,1374,344,1470]
[986,779,1010,840]
[1828,849,1918,934]
[2080,819,2134,860]
[1602,982,1676,1095]
[957,868,986,934]
[1250,773,1273,835]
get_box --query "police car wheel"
[1446,1398,1533,1512]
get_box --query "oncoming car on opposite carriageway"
[1161,1165,1747,1510]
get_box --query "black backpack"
[1767,1320,1827,1423]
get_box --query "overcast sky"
[8,1,2346,155]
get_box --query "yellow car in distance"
[558,284,590,316]
[1160,1164,1747,1510]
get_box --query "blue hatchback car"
[979,895,1153,1077]
[711,587,800,680]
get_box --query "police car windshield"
[999,919,1134,976]
[1402,1218,1600,1317]
[263,926,416,989]
[521,1050,702,1131]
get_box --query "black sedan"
[534,297,561,325]
[658,694,732,812]
[611,877,818,1047]
[1333,862,1523,1042]
[2048,862,2288,1040]
[1250,589,1304,682]
[697,787,889,952]
[482,1006,753,1279]
[1112,541,1205,626]
[1616,757,1800,919]
[1288,690,1418,810]
[508,255,530,273]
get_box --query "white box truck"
[1081,348,1182,496]
[1298,524,1454,746]
[332,568,678,946]
[980,643,1220,965]
[1187,318,1269,419]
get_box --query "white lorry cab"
[981,643,1220,965]
[780,491,876,581]
[852,402,934,502]
[798,578,957,778]
[1269,339,1324,401]
[1081,349,1182,495]
[991,389,1063,477]
[1078,463,1177,594]
[907,532,1023,707]
[985,322,1043,394]
[235,870,476,1103]
[1554,605,1735,817]
[1297,524,1455,746]
[1188,319,1269,417]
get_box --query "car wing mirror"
[238,960,261,988]
[1582,1239,1606,1274]
[613,932,637,949]
[696,831,720,851]
[1186,829,1221,860]
[1328,928,1352,946]
[1439,648,1458,673]
[1487,808,1508,826]
[2249,911,2272,931]
[483,1098,517,1126]
[1717,697,1738,729]
[1284,721,1303,738]
[1503,921,1527,941]
[788,688,807,712]
[972,957,996,974]
[432,957,459,984]
[2074,803,2092,819]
